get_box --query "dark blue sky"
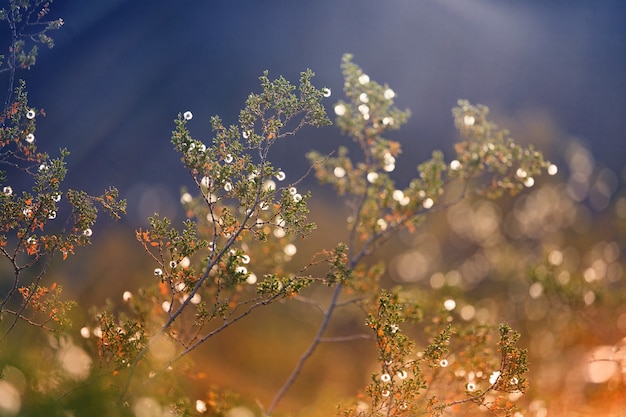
[14,0,626,225]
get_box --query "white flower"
[381,390,390,397]
[80,327,91,339]
[195,400,207,413]
[382,117,394,126]
[200,176,212,188]
[367,172,379,183]
[293,193,302,202]
[224,182,233,192]
[334,104,346,116]
[289,187,298,195]
[392,190,404,202]
[450,160,462,170]
[242,130,250,139]
[422,198,434,209]
[359,93,369,103]
[122,291,133,302]
[273,228,286,238]
[53,193,61,202]
[380,373,391,382]
[358,74,370,84]
[384,88,395,100]
[284,243,297,256]
[276,171,286,181]
[169,261,177,268]
[186,293,200,304]
[224,154,233,163]
[466,382,477,392]
[524,177,535,187]
[26,133,35,143]
[181,256,191,268]
[443,299,456,311]
[180,192,193,204]
[198,144,206,152]
[241,254,250,264]
[322,87,331,97]
[39,164,48,171]
[489,371,501,385]
[154,268,163,276]
[463,115,475,126]
[48,211,56,219]
[183,111,193,121]
[397,370,408,379]
[26,236,37,245]
[3,186,12,196]
[547,164,558,176]
[358,104,369,115]
[26,109,36,119]
[439,359,449,367]
[515,168,527,179]
[83,228,93,237]
[246,273,257,285]
[236,266,247,275]
[162,301,171,312]
[333,167,346,178]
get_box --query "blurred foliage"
[1,2,626,417]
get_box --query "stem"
[266,282,344,416]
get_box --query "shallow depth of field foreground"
[1,1,625,417]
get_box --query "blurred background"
[2,0,626,416]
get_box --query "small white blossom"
[367,172,379,183]
[123,291,133,302]
[3,186,12,196]
[450,160,462,170]
[397,370,408,379]
[162,301,171,312]
[463,115,475,126]
[236,266,247,275]
[39,164,48,172]
[333,167,346,178]
[263,179,276,191]
[444,299,456,311]
[26,109,36,119]
[195,400,207,413]
[392,190,404,202]
[293,193,302,202]
[53,193,61,202]
[489,371,501,385]
[183,111,193,121]
[376,218,388,231]
[547,164,558,176]
[180,192,193,204]
[358,74,370,84]
[224,182,233,192]
[289,187,298,195]
[322,87,331,97]
[358,104,369,115]
[201,176,212,188]
[224,154,233,163]
[359,93,369,103]
[380,373,391,383]
[169,261,177,268]
[242,130,250,139]
[382,117,394,126]
[83,228,93,237]
[241,254,250,264]
[284,243,297,256]
[48,211,56,219]
[190,293,201,304]
[334,104,346,116]
[467,382,477,392]
[273,227,286,238]
[439,359,449,367]
[524,177,535,187]
[381,390,390,397]
[384,88,395,100]
[80,327,91,339]
[26,133,35,143]
[246,273,257,285]
[422,198,434,209]
[154,268,163,276]
[515,168,527,179]
[276,171,286,181]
